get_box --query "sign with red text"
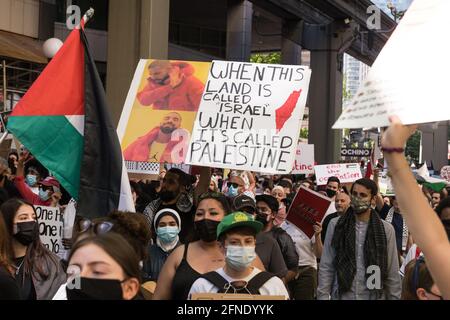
[186,60,312,174]
[291,143,314,174]
[287,187,331,239]
[314,163,362,186]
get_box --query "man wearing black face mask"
[318,178,401,300]
[325,176,340,200]
[232,194,289,280]
[322,176,341,221]
[256,195,298,284]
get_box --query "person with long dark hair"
[65,233,142,300]
[0,213,20,299]
[0,198,66,299]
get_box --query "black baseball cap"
[232,194,256,213]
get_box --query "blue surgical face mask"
[156,226,179,243]
[225,245,256,271]
[227,186,238,197]
[39,189,51,201]
[26,175,37,187]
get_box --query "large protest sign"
[117,59,211,174]
[186,61,311,173]
[287,187,331,239]
[35,206,66,259]
[314,163,362,186]
[291,143,314,174]
[333,0,450,129]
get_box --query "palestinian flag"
[7,24,134,217]
[416,164,449,192]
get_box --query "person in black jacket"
[0,213,21,300]
[255,194,299,284]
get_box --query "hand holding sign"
[381,115,418,150]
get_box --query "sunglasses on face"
[78,219,114,235]
[227,182,241,188]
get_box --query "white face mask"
[225,245,256,271]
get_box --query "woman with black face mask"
[65,233,142,300]
[0,199,66,300]
[153,192,265,300]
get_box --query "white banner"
[187,60,311,174]
[291,143,314,174]
[35,206,66,259]
[333,0,450,129]
[314,163,362,186]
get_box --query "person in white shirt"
[281,219,322,300]
[189,212,290,299]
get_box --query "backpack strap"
[246,271,275,294]
[201,272,229,293]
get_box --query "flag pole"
[76,8,95,29]
[83,8,95,25]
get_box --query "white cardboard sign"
[314,163,362,186]
[186,60,311,174]
[333,0,450,129]
[291,143,315,174]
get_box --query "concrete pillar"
[281,20,303,65]
[420,123,449,171]
[106,0,169,126]
[304,22,354,164]
[226,0,252,62]
[38,0,57,41]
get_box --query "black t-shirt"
[0,266,21,300]
[14,257,36,300]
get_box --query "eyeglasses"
[227,182,241,188]
[78,219,114,235]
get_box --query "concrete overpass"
[106,0,448,169]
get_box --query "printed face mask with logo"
[351,196,372,215]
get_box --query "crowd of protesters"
[0,119,449,300]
